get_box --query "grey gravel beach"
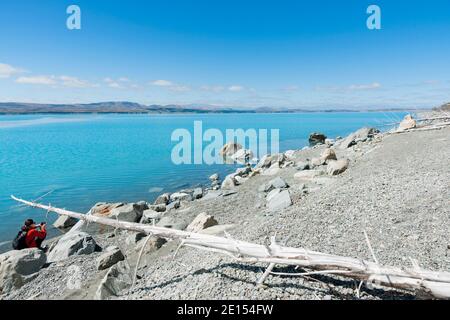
[2,113,449,300]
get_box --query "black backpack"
[12,231,28,250]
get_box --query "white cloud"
[0,63,24,78]
[228,85,244,92]
[348,82,381,90]
[118,77,130,82]
[152,79,173,87]
[59,76,94,88]
[283,85,300,92]
[16,75,56,85]
[200,85,225,93]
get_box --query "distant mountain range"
[0,101,425,114]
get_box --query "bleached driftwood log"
[11,195,450,299]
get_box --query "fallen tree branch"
[11,195,450,299]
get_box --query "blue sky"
[0,0,449,109]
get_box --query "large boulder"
[47,232,98,263]
[193,188,203,200]
[309,132,327,146]
[53,215,78,229]
[95,261,132,300]
[0,249,47,294]
[97,246,125,270]
[92,203,143,223]
[266,190,292,212]
[231,149,253,164]
[397,114,416,132]
[220,142,242,157]
[170,192,192,202]
[259,177,289,193]
[221,174,237,189]
[140,209,163,224]
[327,159,350,176]
[156,217,188,230]
[154,193,170,205]
[186,213,218,233]
[338,127,380,149]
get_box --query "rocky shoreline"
[1,112,449,300]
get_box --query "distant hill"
[0,101,416,114]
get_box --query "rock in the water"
[397,114,416,132]
[186,212,219,233]
[327,159,350,175]
[95,261,132,300]
[47,232,98,263]
[221,174,237,189]
[170,192,192,202]
[267,190,292,212]
[0,248,47,294]
[220,142,242,157]
[309,132,327,146]
[294,170,324,180]
[53,215,78,229]
[154,193,170,205]
[193,188,203,199]
[338,128,380,149]
[97,246,125,270]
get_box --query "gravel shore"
[3,119,449,300]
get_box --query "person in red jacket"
[23,219,47,249]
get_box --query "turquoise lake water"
[0,112,407,248]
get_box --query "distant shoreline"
[0,101,428,115]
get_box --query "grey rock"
[221,174,237,189]
[148,204,166,212]
[267,190,292,212]
[154,193,170,205]
[166,200,181,211]
[339,127,380,149]
[327,159,350,175]
[97,246,125,270]
[0,249,47,294]
[95,261,132,300]
[170,192,192,202]
[295,161,310,171]
[47,232,98,263]
[156,217,188,230]
[140,209,163,224]
[209,173,219,182]
[309,132,327,146]
[186,212,219,233]
[109,203,144,223]
[53,215,78,229]
[193,188,203,199]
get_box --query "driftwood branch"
[11,195,450,299]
